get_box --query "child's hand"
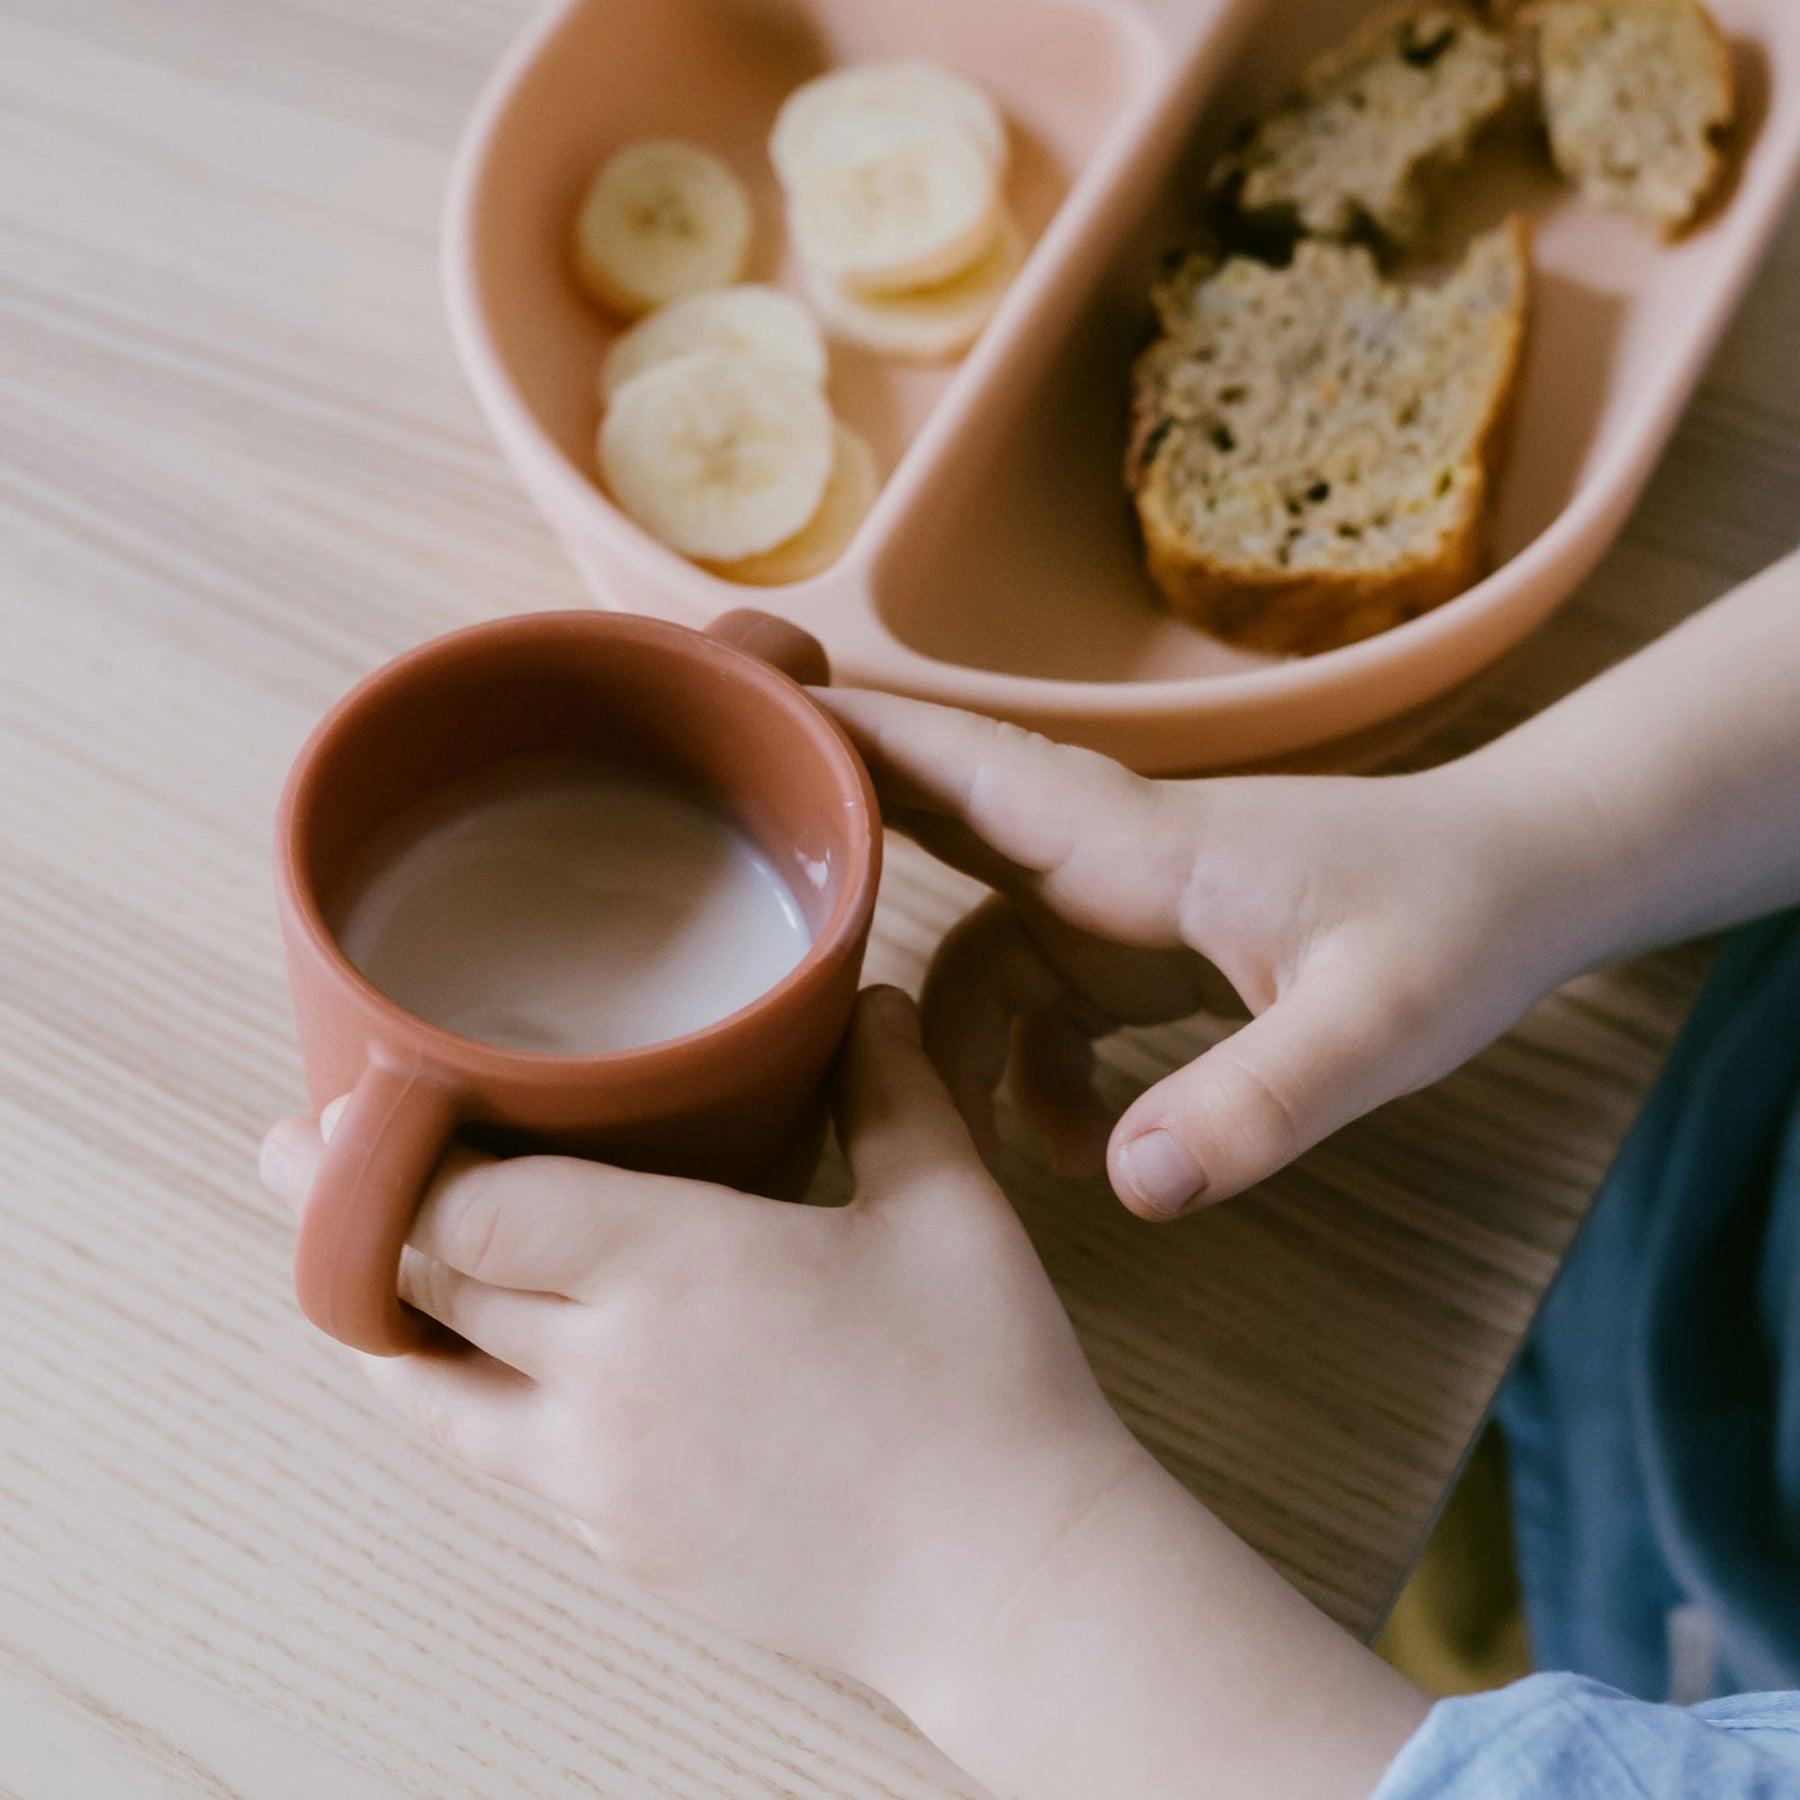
[262,989,1429,1796]
[259,989,1148,1697]
[820,691,1602,1219]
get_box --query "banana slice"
[787,118,1001,295]
[707,425,878,586]
[771,61,1007,188]
[598,352,834,560]
[805,212,1024,361]
[600,285,827,402]
[573,140,752,318]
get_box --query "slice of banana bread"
[1522,0,1734,234]
[1219,1,1513,253]
[1128,218,1531,656]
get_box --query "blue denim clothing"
[1496,910,1800,1699]
[1375,911,1800,1796]
[1372,1676,1800,1798]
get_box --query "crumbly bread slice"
[1522,0,1733,234]
[1128,218,1531,656]
[1220,2,1513,252]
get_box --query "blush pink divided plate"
[443,0,1800,774]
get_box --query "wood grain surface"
[2,1,1796,1795]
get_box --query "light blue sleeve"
[1370,1673,1800,1799]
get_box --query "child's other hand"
[258,989,1146,1696]
[821,690,1593,1219]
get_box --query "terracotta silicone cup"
[275,607,877,1357]
[442,0,1800,775]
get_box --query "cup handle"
[705,609,831,687]
[292,1056,461,1355]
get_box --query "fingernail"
[867,985,920,1042]
[259,1130,295,1195]
[320,1095,349,1143]
[1117,1129,1206,1218]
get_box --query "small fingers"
[406,1156,788,1301]
[260,1115,754,1302]
[1011,1011,1114,1178]
[357,1344,545,1490]
[919,897,1221,1178]
[259,1115,326,1211]
[820,690,1190,943]
[409,1155,634,1295]
[397,1248,570,1377]
[882,804,1051,905]
[919,896,1089,1161]
[258,1097,359,1212]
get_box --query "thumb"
[1107,984,1390,1218]
[833,985,995,1209]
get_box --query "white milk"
[337,754,812,1055]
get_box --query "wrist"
[878,1437,1163,1741]
[878,1438,1426,1800]
[1421,743,1643,989]
[846,1411,1153,1713]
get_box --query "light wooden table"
[2,2,1796,1794]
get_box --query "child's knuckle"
[1354,961,1439,1048]
[441,1169,511,1281]
[591,1369,663,1456]
[1218,1054,1305,1157]
[405,1249,452,1321]
[410,1381,465,1458]
[581,1464,679,1587]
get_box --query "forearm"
[885,1448,1428,1800]
[1453,550,1800,976]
